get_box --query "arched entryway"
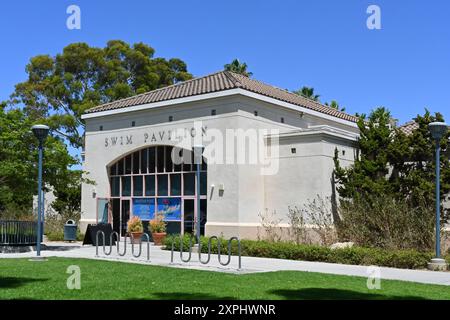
[107,145,207,237]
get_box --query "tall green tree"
[9,40,192,148]
[325,100,346,112]
[334,107,394,199]
[334,107,450,216]
[0,104,79,213]
[224,59,253,77]
[293,86,320,101]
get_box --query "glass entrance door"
[111,198,121,234]
[183,199,194,234]
[121,199,130,236]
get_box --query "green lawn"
[0,258,449,300]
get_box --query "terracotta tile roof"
[399,121,419,136]
[85,71,359,123]
[399,121,450,136]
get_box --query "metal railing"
[0,220,37,245]
[171,235,242,270]
[95,230,151,261]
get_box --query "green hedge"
[163,234,438,269]
[46,231,84,241]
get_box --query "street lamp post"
[193,145,205,244]
[31,124,49,260]
[427,122,448,271]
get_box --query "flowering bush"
[127,216,143,233]
[149,214,166,233]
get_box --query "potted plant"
[149,213,167,245]
[127,216,143,244]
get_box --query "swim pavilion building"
[80,71,360,239]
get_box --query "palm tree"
[293,86,320,101]
[224,59,253,77]
[325,100,346,112]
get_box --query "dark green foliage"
[164,235,436,269]
[334,108,450,250]
[10,40,192,148]
[293,86,320,101]
[223,59,252,77]
[0,106,78,213]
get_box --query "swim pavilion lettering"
[104,126,207,148]
[104,135,133,147]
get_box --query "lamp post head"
[31,124,50,143]
[428,122,448,141]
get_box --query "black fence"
[0,220,37,245]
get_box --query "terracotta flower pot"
[130,232,143,244]
[152,232,167,246]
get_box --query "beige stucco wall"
[81,94,359,239]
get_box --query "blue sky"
[1,0,449,154]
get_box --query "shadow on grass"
[0,277,49,289]
[269,288,427,300]
[131,292,237,300]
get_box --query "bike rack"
[171,234,194,263]
[171,235,242,270]
[217,236,242,270]
[95,230,150,261]
[198,236,216,264]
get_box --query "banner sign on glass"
[132,198,155,220]
[157,198,181,221]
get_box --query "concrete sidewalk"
[1,241,449,286]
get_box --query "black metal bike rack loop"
[171,235,242,270]
[171,235,194,263]
[95,230,150,261]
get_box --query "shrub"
[337,194,435,251]
[163,233,196,251]
[163,235,434,269]
[44,208,81,238]
[46,231,84,241]
[127,216,143,233]
[149,214,166,233]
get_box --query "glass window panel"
[173,147,182,172]
[140,148,148,174]
[111,177,120,197]
[200,199,207,235]
[145,175,155,196]
[148,147,155,173]
[201,157,207,171]
[183,199,194,234]
[133,176,143,196]
[200,172,207,195]
[110,163,117,176]
[165,146,173,172]
[118,159,124,175]
[132,151,140,174]
[183,173,195,196]
[157,174,168,196]
[125,155,132,174]
[121,176,131,196]
[183,149,192,172]
[157,146,165,172]
[170,174,181,196]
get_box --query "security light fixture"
[31,124,50,143]
[429,122,448,140]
